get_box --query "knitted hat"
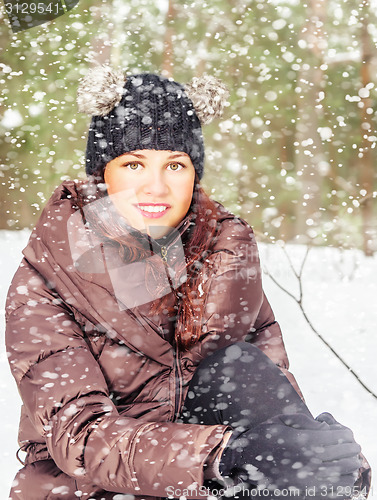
[77,66,229,180]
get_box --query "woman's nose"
[143,172,169,197]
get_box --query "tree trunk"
[162,0,176,77]
[358,0,376,256]
[90,3,112,65]
[294,0,327,242]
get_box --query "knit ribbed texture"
[85,73,205,179]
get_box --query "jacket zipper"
[173,343,183,421]
[159,244,183,420]
[160,245,168,262]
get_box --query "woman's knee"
[195,341,271,376]
[185,342,274,402]
[181,341,306,427]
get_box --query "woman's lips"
[134,203,171,219]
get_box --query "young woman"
[6,67,370,500]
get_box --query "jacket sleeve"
[194,218,303,396]
[5,257,229,497]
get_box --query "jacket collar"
[81,187,195,254]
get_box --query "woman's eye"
[125,162,142,170]
[168,162,183,171]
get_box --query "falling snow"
[1,0,377,496]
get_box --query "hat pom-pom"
[185,75,229,125]
[77,64,126,117]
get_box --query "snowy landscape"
[0,230,376,498]
[2,0,377,497]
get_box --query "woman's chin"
[143,224,172,239]
[120,216,172,239]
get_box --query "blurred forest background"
[1,0,377,254]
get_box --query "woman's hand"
[219,412,362,498]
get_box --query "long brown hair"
[76,175,221,351]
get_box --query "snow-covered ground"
[259,243,377,499]
[0,230,376,498]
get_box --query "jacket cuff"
[203,430,232,482]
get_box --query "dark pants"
[179,342,312,499]
[180,341,311,429]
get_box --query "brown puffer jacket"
[6,180,301,500]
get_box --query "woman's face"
[104,149,196,238]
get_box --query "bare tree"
[263,244,377,399]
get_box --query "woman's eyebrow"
[126,152,147,159]
[122,152,188,160]
[168,153,189,159]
